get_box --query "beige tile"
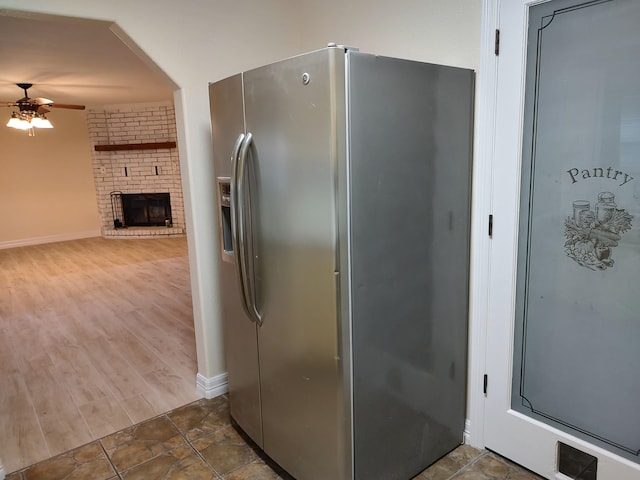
[485,452,545,479]
[450,470,492,480]
[0,374,49,472]
[78,396,133,439]
[84,339,151,400]
[49,342,114,406]
[129,387,175,419]
[101,415,185,472]
[22,442,115,480]
[108,325,165,375]
[470,453,512,478]
[420,455,469,480]
[119,307,197,381]
[447,444,483,467]
[26,368,93,457]
[120,445,215,480]
[417,444,487,480]
[142,367,201,407]
[0,330,22,376]
[192,425,259,475]
[0,238,197,472]
[120,394,162,425]
[167,397,230,441]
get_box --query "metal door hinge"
[488,214,493,237]
[483,374,488,395]
[495,29,500,56]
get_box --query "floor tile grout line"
[98,440,123,480]
[109,423,224,480]
[441,448,490,480]
[103,404,221,478]
[457,449,493,477]
[5,396,539,480]
[23,378,53,467]
[101,413,176,478]
[165,412,226,479]
[69,336,140,432]
[10,399,204,477]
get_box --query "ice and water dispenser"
[217,178,233,259]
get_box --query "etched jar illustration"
[564,191,632,271]
[573,200,590,225]
[595,192,616,222]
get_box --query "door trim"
[466,0,499,449]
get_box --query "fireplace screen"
[121,193,172,227]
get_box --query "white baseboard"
[0,230,101,250]
[196,372,228,399]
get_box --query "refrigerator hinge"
[488,214,493,237]
[327,42,360,52]
[495,29,500,56]
[483,374,488,395]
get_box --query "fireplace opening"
[121,193,172,227]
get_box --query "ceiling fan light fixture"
[7,112,22,128]
[4,84,82,133]
[31,115,53,129]
[6,112,30,130]
[6,111,54,131]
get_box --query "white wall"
[297,0,480,70]
[0,0,482,401]
[0,108,100,247]
[0,0,305,386]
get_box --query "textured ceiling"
[0,12,175,109]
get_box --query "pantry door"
[483,0,640,478]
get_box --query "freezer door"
[209,74,263,447]
[242,48,347,480]
[347,53,474,479]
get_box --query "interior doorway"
[0,10,198,474]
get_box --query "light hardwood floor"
[0,236,201,473]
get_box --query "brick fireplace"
[86,103,185,237]
[120,192,172,226]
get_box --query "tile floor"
[5,395,543,480]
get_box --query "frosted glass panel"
[513,0,640,461]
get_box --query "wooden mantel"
[94,141,176,152]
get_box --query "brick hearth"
[86,103,185,238]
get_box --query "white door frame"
[466,0,499,449]
[470,1,640,478]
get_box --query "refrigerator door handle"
[231,132,253,321]
[237,132,263,325]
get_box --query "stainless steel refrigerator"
[209,45,474,480]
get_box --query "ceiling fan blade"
[47,103,86,110]
[2,103,19,108]
[33,97,54,105]
[37,105,51,114]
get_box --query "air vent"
[558,442,597,480]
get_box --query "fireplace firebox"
[121,193,172,227]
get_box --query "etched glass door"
[514,0,640,462]
[484,0,640,477]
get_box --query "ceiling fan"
[2,83,85,133]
